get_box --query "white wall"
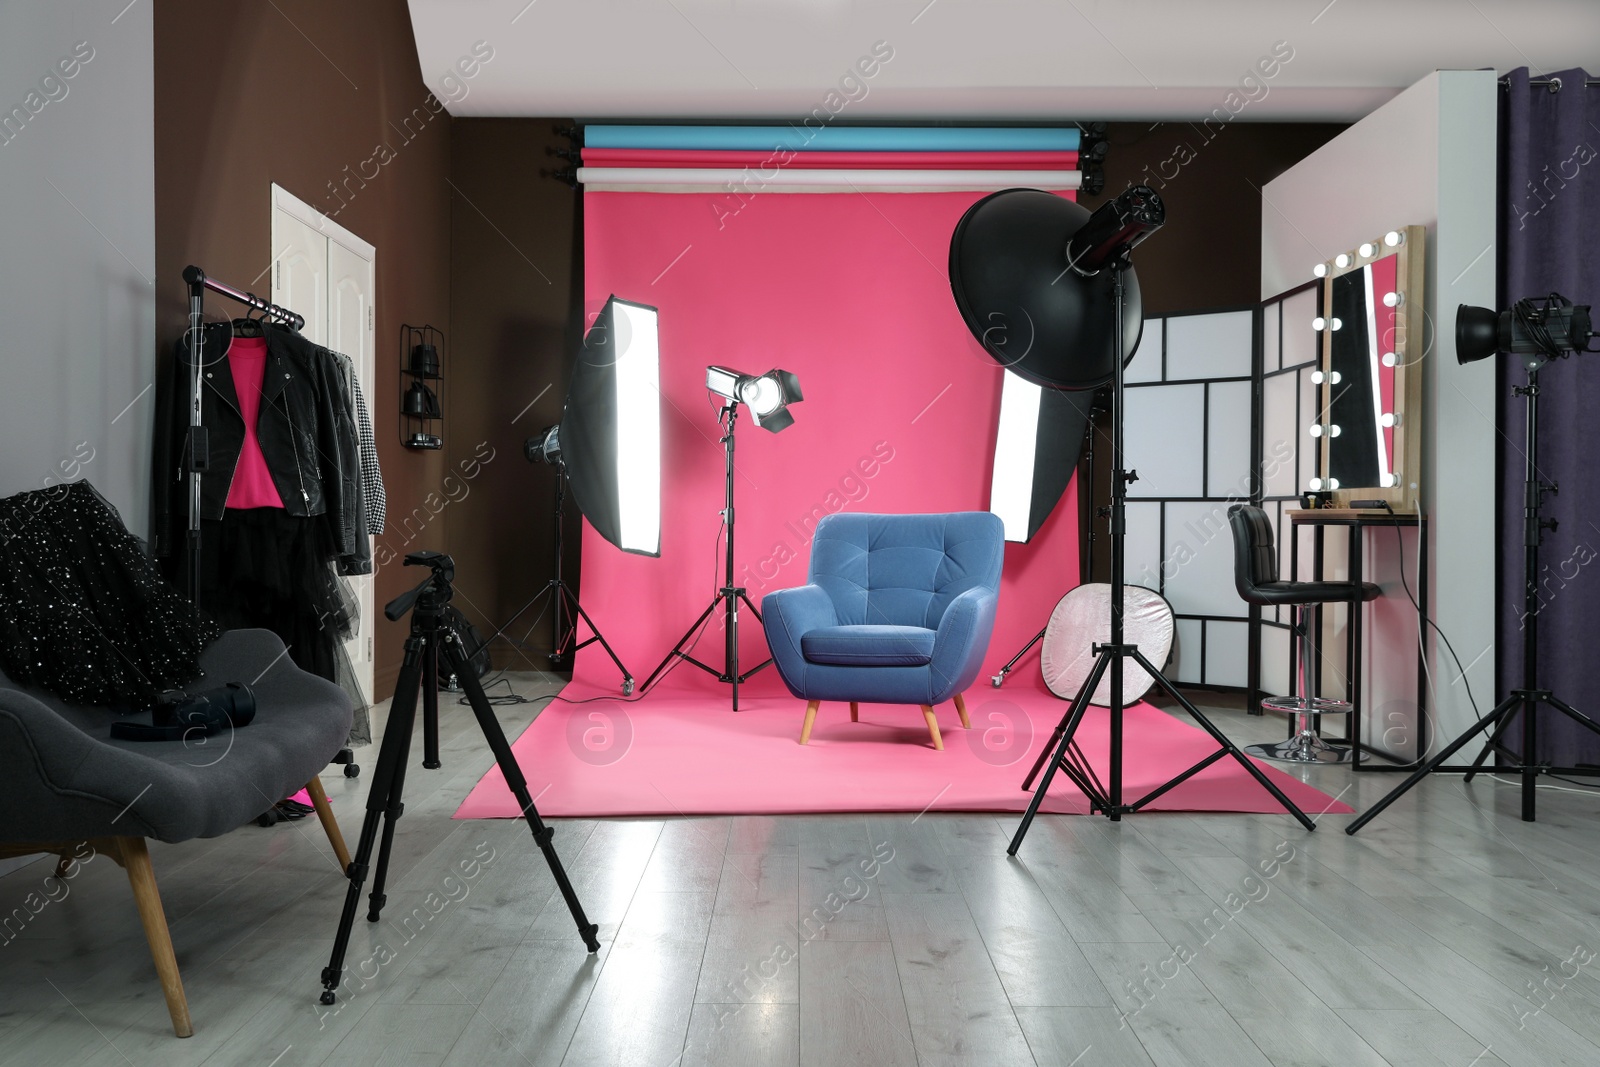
[0,1,156,533]
[1262,70,1499,747]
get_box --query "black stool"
[1228,505,1380,763]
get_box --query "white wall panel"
[1126,318,1163,383]
[1163,500,1245,619]
[1125,501,1163,593]
[1207,381,1252,501]
[1166,309,1252,381]
[1125,383,1203,498]
[1262,372,1299,499]
[1205,620,1250,688]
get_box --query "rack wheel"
[344,762,360,778]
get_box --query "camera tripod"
[641,402,771,710]
[1348,363,1600,832]
[1008,258,1316,853]
[320,552,598,1005]
[478,471,633,694]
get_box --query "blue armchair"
[762,512,1005,749]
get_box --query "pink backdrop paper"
[575,188,1081,694]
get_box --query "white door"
[270,185,377,708]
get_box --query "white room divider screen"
[1122,307,1257,688]
[1254,281,1324,707]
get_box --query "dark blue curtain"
[1496,68,1600,765]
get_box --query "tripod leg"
[1021,658,1106,792]
[443,631,601,952]
[734,591,773,683]
[641,594,724,693]
[1345,695,1522,835]
[562,587,634,694]
[1464,705,1517,782]
[422,639,441,770]
[320,640,423,1004]
[728,592,740,712]
[1008,651,1114,856]
[1130,650,1316,832]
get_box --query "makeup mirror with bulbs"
[1307,225,1424,511]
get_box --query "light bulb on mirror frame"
[1359,242,1376,258]
[1383,291,1402,308]
[1380,412,1396,428]
[1309,424,1323,438]
[1328,478,1341,490]
[1309,477,1323,491]
[1310,369,1325,384]
[1329,424,1342,437]
[1335,253,1352,268]
[1312,316,1327,331]
[1384,230,1404,247]
[1380,473,1397,488]
[1382,352,1397,367]
[1329,317,1343,331]
[1313,263,1328,278]
[1329,370,1342,384]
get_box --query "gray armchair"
[0,629,354,1037]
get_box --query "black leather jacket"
[153,321,371,575]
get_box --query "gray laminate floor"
[2,672,1599,1067]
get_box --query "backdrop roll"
[577,188,1081,692]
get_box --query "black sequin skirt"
[200,508,353,683]
[0,482,221,706]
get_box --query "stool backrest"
[1228,504,1279,604]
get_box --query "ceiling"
[408,0,1599,123]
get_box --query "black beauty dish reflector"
[524,295,662,557]
[949,187,1155,389]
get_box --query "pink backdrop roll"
[577,189,1080,693]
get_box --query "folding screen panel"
[1122,308,1256,686]
[1254,281,1322,702]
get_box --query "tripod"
[1008,260,1316,853]
[478,471,634,694]
[641,402,771,710]
[1347,365,1600,832]
[320,552,599,1005]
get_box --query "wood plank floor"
[2,672,1597,1066]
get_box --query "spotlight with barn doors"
[479,296,663,695]
[641,365,805,710]
[949,184,1317,846]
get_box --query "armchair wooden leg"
[849,701,859,723]
[305,776,351,872]
[800,700,821,745]
[115,837,193,1038]
[953,692,971,729]
[920,705,944,750]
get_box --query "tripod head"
[384,551,456,621]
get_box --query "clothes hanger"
[231,300,267,338]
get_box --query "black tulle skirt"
[200,508,353,683]
[0,482,221,706]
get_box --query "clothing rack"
[178,265,305,605]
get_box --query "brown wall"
[154,0,453,699]
[1081,121,1345,314]
[445,120,583,670]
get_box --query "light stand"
[479,467,634,694]
[1347,362,1600,831]
[319,552,598,1007]
[641,401,772,710]
[1008,256,1316,851]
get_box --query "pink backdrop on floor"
[576,188,1079,692]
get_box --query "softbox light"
[990,372,1095,542]
[550,296,662,556]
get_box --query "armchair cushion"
[802,625,936,667]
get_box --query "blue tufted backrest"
[807,512,1005,629]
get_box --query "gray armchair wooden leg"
[113,837,192,1038]
[305,776,351,872]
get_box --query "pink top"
[225,336,286,509]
